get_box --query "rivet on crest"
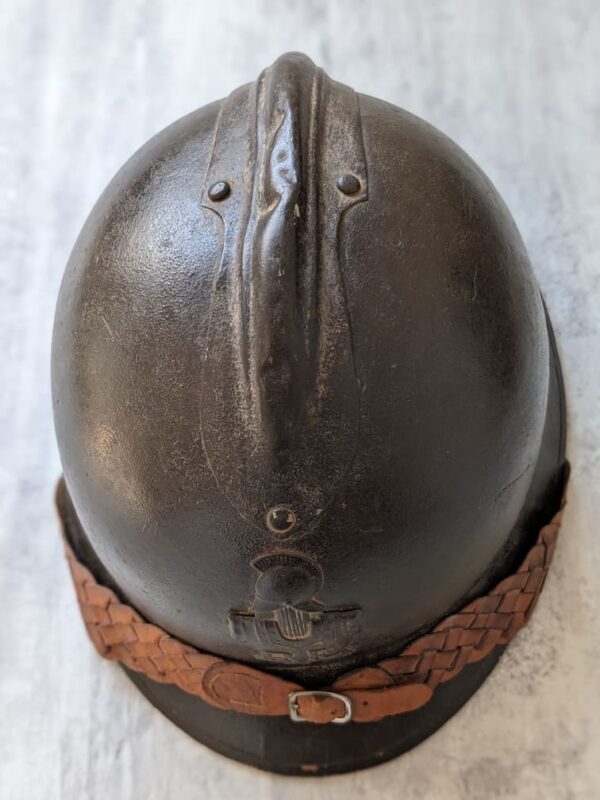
[208,181,231,201]
[265,506,297,535]
[336,174,361,195]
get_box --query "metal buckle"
[288,690,353,724]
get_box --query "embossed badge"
[229,552,361,664]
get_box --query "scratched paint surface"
[0,1,599,798]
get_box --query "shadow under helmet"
[52,52,567,775]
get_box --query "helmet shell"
[53,53,566,773]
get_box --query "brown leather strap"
[57,479,566,724]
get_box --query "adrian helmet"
[53,52,567,775]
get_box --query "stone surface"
[0,1,598,797]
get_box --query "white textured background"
[1,1,599,798]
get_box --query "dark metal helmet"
[53,53,567,774]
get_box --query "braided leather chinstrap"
[58,478,565,724]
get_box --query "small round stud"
[265,506,297,535]
[336,174,361,195]
[208,181,231,201]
